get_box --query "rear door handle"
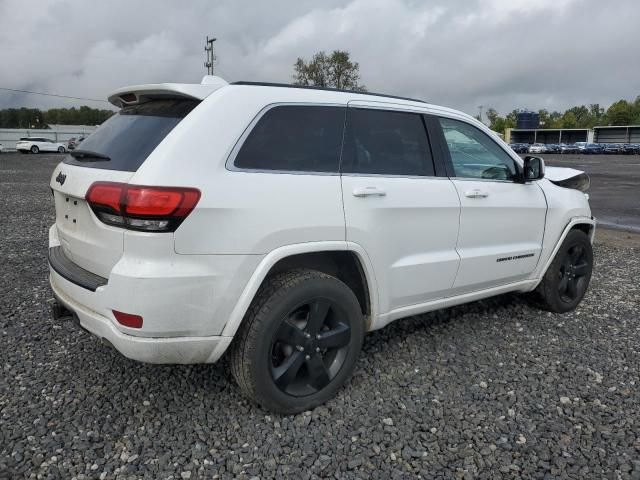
[353,187,387,197]
[464,189,489,198]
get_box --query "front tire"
[30,145,39,154]
[57,146,66,153]
[534,229,593,313]
[230,269,364,414]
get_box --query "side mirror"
[523,156,545,181]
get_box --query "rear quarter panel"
[131,86,348,255]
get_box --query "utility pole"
[204,36,217,75]
[477,105,484,123]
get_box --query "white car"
[48,77,595,413]
[528,143,547,154]
[16,137,67,154]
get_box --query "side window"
[439,117,518,181]
[342,108,434,176]
[234,105,345,173]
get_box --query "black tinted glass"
[343,108,434,176]
[234,106,345,172]
[63,99,198,172]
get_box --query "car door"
[34,138,49,151]
[435,116,547,292]
[341,103,461,315]
[43,139,56,152]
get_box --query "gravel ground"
[1,153,639,479]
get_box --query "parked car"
[559,143,579,154]
[0,142,3,153]
[528,143,547,153]
[509,143,529,153]
[602,143,623,154]
[583,144,604,154]
[623,143,640,154]
[48,77,595,413]
[545,144,560,153]
[16,137,67,154]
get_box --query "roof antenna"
[204,36,217,75]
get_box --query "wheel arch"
[221,242,378,338]
[533,216,595,288]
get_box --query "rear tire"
[230,269,364,414]
[30,145,39,154]
[533,229,593,313]
[57,146,66,153]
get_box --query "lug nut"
[316,347,321,353]
[316,334,321,340]
[296,345,304,352]
[304,333,311,339]
[305,355,311,360]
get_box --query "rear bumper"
[49,246,107,291]
[47,224,261,364]
[50,271,232,364]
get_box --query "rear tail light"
[86,182,200,232]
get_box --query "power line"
[0,87,109,103]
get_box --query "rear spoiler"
[108,76,228,108]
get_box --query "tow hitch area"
[50,299,74,321]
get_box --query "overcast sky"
[1,0,639,116]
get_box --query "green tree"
[561,111,577,128]
[606,100,634,125]
[485,108,500,127]
[293,50,366,91]
[0,106,113,128]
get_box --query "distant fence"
[0,127,98,151]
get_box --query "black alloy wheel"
[270,298,351,396]
[557,243,590,303]
[533,229,593,313]
[230,269,364,414]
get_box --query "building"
[505,128,590,144]
[505,125,640,144]
[593,125,640,144]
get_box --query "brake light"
[86,182,200,232]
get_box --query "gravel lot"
[1,153,640,479]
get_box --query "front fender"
[529,216,595,289]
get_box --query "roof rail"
[230,81,426,104]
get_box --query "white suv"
[49,76,595,413]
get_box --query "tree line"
[483,97,640,134]
[0,106,114,129]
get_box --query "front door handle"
[464,189,489,198]
[353,187,387,197]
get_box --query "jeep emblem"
[56,171,66,186]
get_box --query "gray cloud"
[0,0,638,116]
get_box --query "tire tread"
[229,269,335,408]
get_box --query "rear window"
[63,99,198,172]
[234,105,345,173]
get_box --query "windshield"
[63,99,199,172]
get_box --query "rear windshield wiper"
[69,149,111,161]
